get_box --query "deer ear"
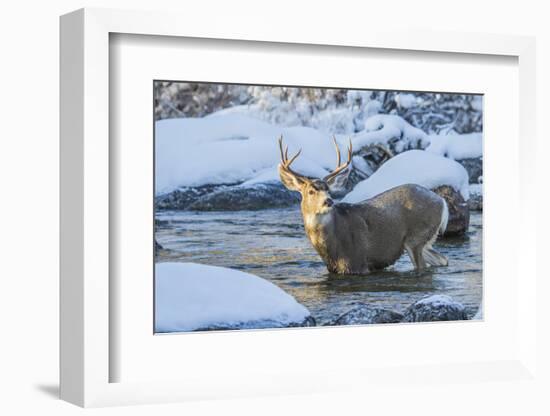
[278,165,307,192]
[325,167,351,195]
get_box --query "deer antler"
[323,136,353,182]
[278,136,308,180]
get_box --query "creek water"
[156,207,482,324]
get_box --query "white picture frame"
[60,7,538,407]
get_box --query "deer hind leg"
[421,228,448,267]
[404,244,427,270]
[405,224,447,270]
[423,246,448,267]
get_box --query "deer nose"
[325,198,334,207]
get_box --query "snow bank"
[155,262,311,332]
[155,113,350,194]
[155,113,429,195]
[156,111,477,197]
[426,132,482,160]
[342,150,470,203]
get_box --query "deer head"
[278,136,352,215]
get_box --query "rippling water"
[156,207,482,324]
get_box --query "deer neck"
[303,211,331,230]
[301,205,334,254]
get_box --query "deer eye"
[308,189,315,195]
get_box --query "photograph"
[153,81,483,333]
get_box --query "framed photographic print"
[153,80,483,334]
[60,8,538,408]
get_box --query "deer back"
[307,184,445,273]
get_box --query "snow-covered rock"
[427,133,483,184]
[328,305,403,326]
[352,115,430,154]
[342,150,470,203]
[155,262,313,332]
[427,133,482,160]
[402,295,468,322]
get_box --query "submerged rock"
[468,184,483,211]
[288,315,317,327]
[468,194,483,211]
[402,295,468,322]
[188,182,300,211]
[432,185,470,235]
[154,239,163,253]
[328,305,403,325]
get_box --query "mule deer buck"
[278,136,448,274]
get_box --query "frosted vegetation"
[155,83,482,135]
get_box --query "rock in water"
[289,316,317,327]
[402,295,468,322]
[468,193,483,211]
[156,183,236,210]
[432,185,470,235]
[468,183,483,211]
[156,182,300,211]
[188,182,300,211]
[457,157,483,184]
[329,305,403,325]
[154,239,163,253]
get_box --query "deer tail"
[439,198,449,235]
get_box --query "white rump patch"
[439,199,449,235]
